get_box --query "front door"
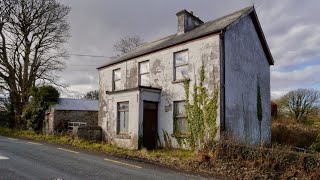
[143,101,158,150]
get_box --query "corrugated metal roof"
[98,6,254,69]
[53,98,98,111]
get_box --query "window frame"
[173,49,189,81]
[138,60,150,86]
[117,101,129,135]
[173,100,187,136]
[112,68,121,91]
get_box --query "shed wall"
[46,110,98,133]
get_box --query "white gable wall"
[224,14,271,146]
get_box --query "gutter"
[97,31,223,70]
[219,29,226,132]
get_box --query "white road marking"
[27,142,42,145]
[57,148,79,154]
[7,138,18,141]
[0,155,9,160]
[104,158,142,169]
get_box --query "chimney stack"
[176,10,203,35]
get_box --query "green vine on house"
[257,82,263,145]
[183,64,219,150]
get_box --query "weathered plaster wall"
[224,15,271,146]
[47,110,98,133]
[101,90,140,149]
[45,107,55,133]
[99,35,221,149]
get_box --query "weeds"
[1,127,319,179]
[272,120,319,148]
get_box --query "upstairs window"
[173,101,187,135]
[174,50,189,81]
[117,102,129,134]
[139,61,150,86]
[113,69,121,91]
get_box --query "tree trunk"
[10,91,26,129]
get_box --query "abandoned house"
[97,6,274,149]
[45,98,99,133]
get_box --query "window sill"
[171,79,190,84]
[115,134,131,139]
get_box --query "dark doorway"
[143,101,158,150]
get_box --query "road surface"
[0,135,208,180]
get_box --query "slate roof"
[53,98,98,111]
[98,6,261,69]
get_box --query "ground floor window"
[173,101,187,135]
[117,102,129,134]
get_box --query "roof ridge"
[59,98,98,101]
[98,6,256,69]
[206,6,253,25]
[118,34,176,57]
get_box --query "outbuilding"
[45,98,98,134]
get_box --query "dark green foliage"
[0,96,14,128]
[257,84,263,122]
[310,134,320,152]
[83,90,99,100]
[22,85,59,133]
[257,83,263,145]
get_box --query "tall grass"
[1,127,319,179]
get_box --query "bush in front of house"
[22,85,59,133]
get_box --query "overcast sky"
[56,0,320,99]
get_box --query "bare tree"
[0,0,70,128]
[276,89,320,122]
[114,35,144,55]
[83,90,99,100]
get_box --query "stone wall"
[46,110,98,133]
[76,126,102,141]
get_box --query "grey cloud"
[55,0,319,98]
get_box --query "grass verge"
[1,127,320,179]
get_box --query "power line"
[67,53,113,58]
[48,52,114,58]
[254,0,266,9]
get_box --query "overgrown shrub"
[310,134,320,152]
[22,85,59,133]
[272,120,319,148]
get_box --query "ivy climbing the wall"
[183,64,219,150]
[257,82,263,145]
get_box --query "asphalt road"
[0,135,209,180]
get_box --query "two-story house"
[97,6,274,149]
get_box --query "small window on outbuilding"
[113,69,121,91]
[117,102,129,134]
[139,61,150,86]
[174,101,187,135]
[174,50,189,81]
